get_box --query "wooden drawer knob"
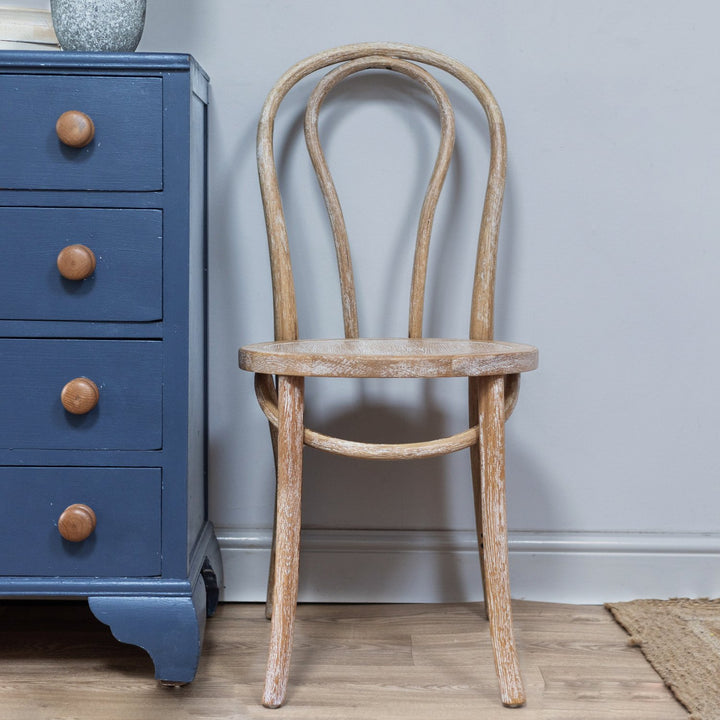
[58,503,97,542]
[56,110,95,148]
[57,244,96,281]
[61,377,99,415]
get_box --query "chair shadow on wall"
[299,378,464,600]
[274,73,471,599]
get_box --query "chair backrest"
[257,42,507,343]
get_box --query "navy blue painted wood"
[0,521,222,599]
[0,74,162,191]
[0,320,162,339]
[0,467,160,576]
[0,208,162,321]
[0,339,162,450]
[0,190,173,209]
[89,578,206,684]
[159,67,212,581]
[186,84,209,554]
[0,52,202,74]
[0,51,220,685]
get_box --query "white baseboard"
[216,528,720,604]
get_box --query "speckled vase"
[51,0,146,52]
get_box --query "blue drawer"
[0,208,162,322]
[0,339,162,450]
[0,467,161,576]
[0,74,162,191]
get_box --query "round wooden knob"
[58,503,97,542]
[61,377,99,415]
[57,244,96,281]
[56,110,95,148]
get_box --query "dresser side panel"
[187,89,209,554]
[158,69,193,578]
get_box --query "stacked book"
[0,7,59,50]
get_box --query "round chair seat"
[239,337,538,378]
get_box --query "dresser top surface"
[0,50,207,78]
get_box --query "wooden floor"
[0,600,687,720]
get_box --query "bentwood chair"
[239,42,538,709]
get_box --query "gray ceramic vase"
[51,0,147,52]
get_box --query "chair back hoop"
[257,42,507,344]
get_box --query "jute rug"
[606,598,720,720]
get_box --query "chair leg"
[262,375,305,709]
[265,420,279,620]
[468,376,490,620]
[477,375,525,708]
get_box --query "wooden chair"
[239,42,538,709]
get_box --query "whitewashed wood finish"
[468,376,490,619]
[263,375,304,708]
[478,375,525,707]
[256,41,506,344]
[254,371,480,460]
[240,338,537,378]
[503,373,520,420]
[264,419,279,621]
[242,42,539,709]
[252,374,524,463]
[304,56,455,339]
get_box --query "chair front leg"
[477,374,525,708]
[263,375,305,709]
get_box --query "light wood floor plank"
[0,600,688,720]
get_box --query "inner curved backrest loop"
[304,56,456,340]
[257,42,507,343]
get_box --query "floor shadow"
[0,600,154,678]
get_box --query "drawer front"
[0,74,162,191]
[0,467,160,576]
[0,339,162,450]
[0,208,162,322]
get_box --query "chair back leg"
[265,419,280,620]
[468,376,490,620]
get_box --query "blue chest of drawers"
[0,52,222,684]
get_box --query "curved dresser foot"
[88,582,206,684]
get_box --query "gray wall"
[15,0,720,602]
